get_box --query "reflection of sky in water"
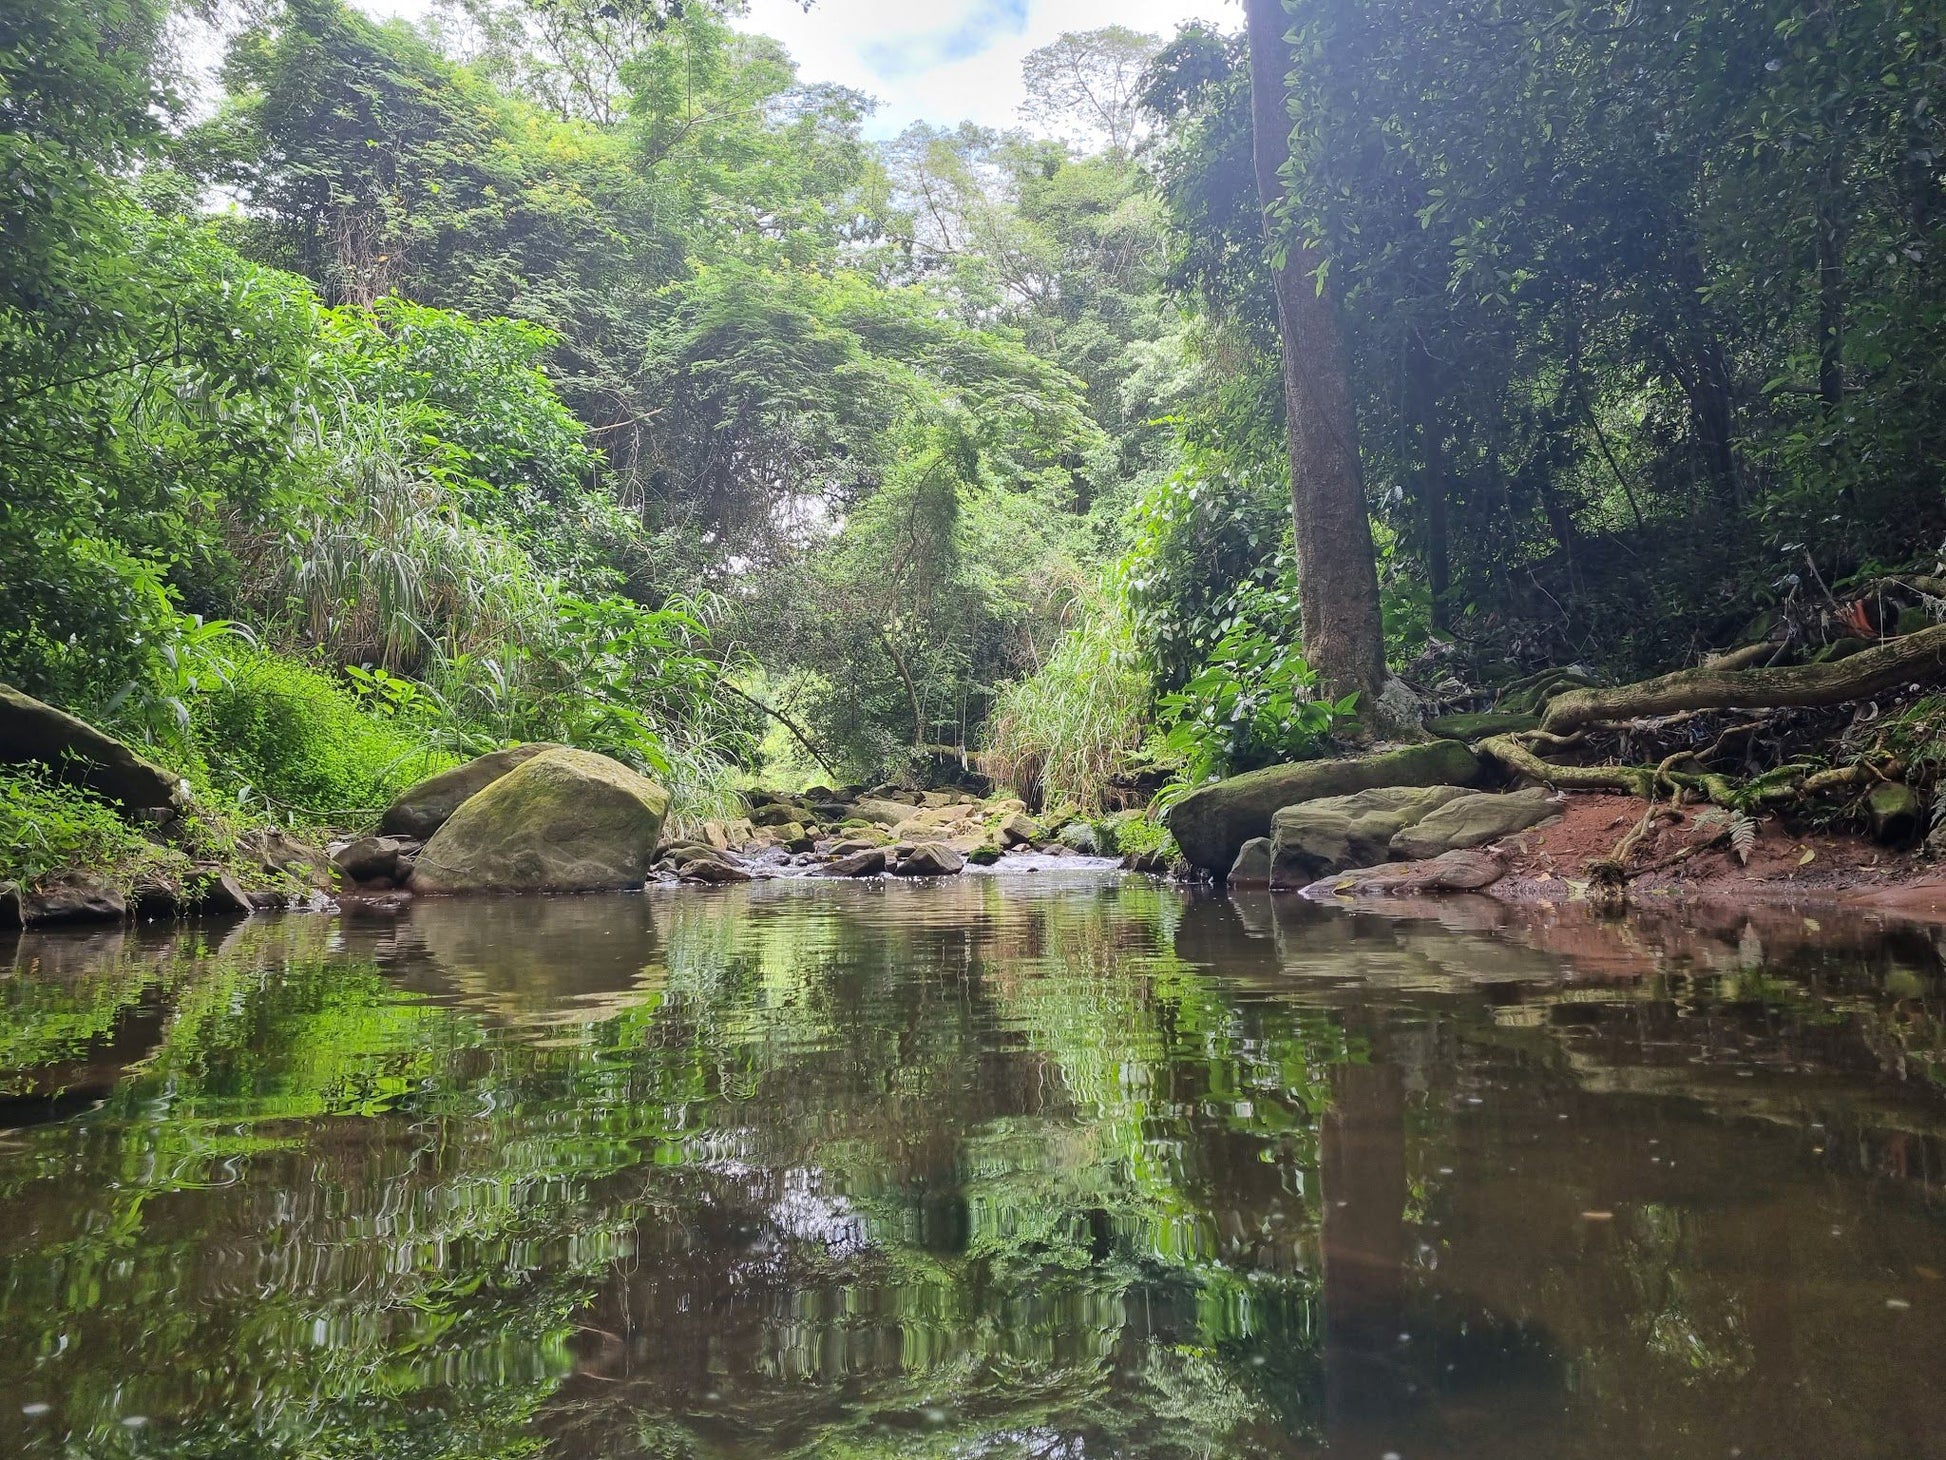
[0,880,1942,1457]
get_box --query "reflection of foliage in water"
[0,888,1351,1459]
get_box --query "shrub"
[189,649,455,824]
[0,769,171,891]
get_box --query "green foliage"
[0,768,169,891]
[189,649,458,820]
[1155,617,1356,796]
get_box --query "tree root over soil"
[1471,629,1946,819]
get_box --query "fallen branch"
[1541,624,1946,734]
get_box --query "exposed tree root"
[1540,623,1946,734]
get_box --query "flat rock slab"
[410,747,669,894]
[1389,786,1562,861]
[889,842,965,877]
[0,680,190,811]
[381,743,561,840]
[1301,849,1509,899]
[1167,739,1484,876]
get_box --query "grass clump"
[985,592,1149,812]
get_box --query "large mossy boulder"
[409,747,669,894]
[1166,739,1485,877]
[380,743,561,839]
[0,680,190,812]
[1268,785,1474,886]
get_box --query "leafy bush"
[189,649,456,823]
[0,769,171,891]
[1154,622,1356,802]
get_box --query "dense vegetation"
[5,0,1946,874]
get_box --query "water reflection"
[0,876,1942,1457]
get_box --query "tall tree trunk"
[1406,340,1449,630]
[1243,0,1387,711]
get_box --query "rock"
[239,827,329,885]
[826,837,884,856]
[853,797,917,828]
[890,842,965,877]
[824,847,888,876]
[1303,849,1509,898]
[192,870,257,917]
[782,829,817,853]
[1868,781,1924,842]
[130,874,184,920]
[1166,739,1485,876]
[998,811,1040,847]
[410,747,670,894]
[679,857,752,883]
[1268,785,1475,885]
[331,835,421,884]
[749,802,804,828]
[380,743,561,840]
[1388,787,1561,861]
[0,680,192,812]
[966,844,1002,866]
[1229,837,1274,888]
[18,873,126,926]
[1425,711,1541,742]
[701,820,732,851]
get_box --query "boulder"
[824,847,888,877]
[331,835,421,884]
[890,842,965,877]
[241,827,329,886]
[410,747,670,894]
[1166,739,1484,876]
[1302,849,1509,898]
[749,802,803,828]
[998,811,1040,847]
[17,873,127,926]
[380,743,561,840]
[1868,781,1923,842]
[1228,837,1274,888]
[192,869,257,917]
[1056,821,1102,854]
[853,797,917,828]
[1387,787,1561,861]
[0,680,191,812]
[701,820,733,851]
[1268,785,1475,885]
[966,844,1002,866]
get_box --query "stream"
[0,871,1943,1458]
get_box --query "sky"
[347,0,1228,137]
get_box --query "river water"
[0,871,1942,1458]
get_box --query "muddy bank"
[1309,789,1946,925]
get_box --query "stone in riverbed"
[966,843,1002,866]
[853,797,917,828]
[14,873,127,926]
[1303,849,1509,898]
[890,842,965,877]
[1387,786,1561,861]
[331,835,421,884]
[410,747,669,894]
[1167,739,1485,877]
[824,847,888,876]
[380,743,562,840]
[998,811,1040,847]
[1269,785,1474,885]
[679,857,752,883]
[1228,837,1274,888]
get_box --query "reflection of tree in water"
[0,886,1942,1456]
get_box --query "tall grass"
[985,591,1150,811]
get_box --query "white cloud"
[348,0,1230,137]
[740,0,1225,137]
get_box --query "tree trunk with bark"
[1243,0,1388,713]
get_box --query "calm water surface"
[1,871,1943,1458]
